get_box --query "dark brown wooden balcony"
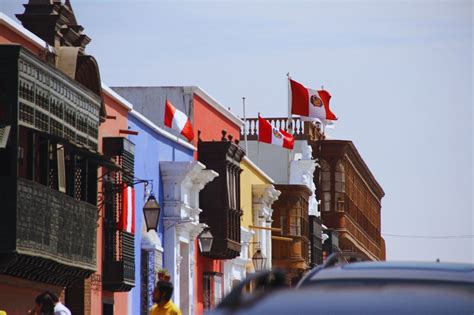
[198,140,245,259]
[0,177,97,286]
[272,184,312,278]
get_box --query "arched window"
[320,160,331,212]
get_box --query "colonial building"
[127,108,217,315]
[311,139,386,261]
[237,156,280,291]
[0,42,102,315]
[0,3,138,314]
[112,86,244,314]
[272,184,312,285]
[0,2,107,314]
[241,117,323,270]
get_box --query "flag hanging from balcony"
[290,79,338,121]
[164,99,194,141]
[258,116,294,150]
[119,184,135,234]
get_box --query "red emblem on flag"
[272,128,282,138]
[310,95,323,107]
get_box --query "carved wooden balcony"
[0,177,97,286]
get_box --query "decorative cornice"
[160,161,218,198]
[252,184,281,208]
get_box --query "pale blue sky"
[2,0,472,263]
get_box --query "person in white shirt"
[44,291,72,315]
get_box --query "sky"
[2,0,472,263]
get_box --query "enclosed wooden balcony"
[0,177,97,286]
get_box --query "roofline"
[242,156,275,183]
[345,141,385,197]
[0,13,133,113]
[185,86,244,127]
[0,12,55,53]
[101,83,133,112]
[322,139,385,198]
[130,109,196,152]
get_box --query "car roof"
[302,261,474,285]
[229,283,474,315]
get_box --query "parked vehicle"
[211,253,474,314]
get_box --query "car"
[211,252,474,314]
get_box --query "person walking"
[149,281,181,315]
[45,292,71,315]
[28,292,55,315]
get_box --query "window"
[334,161,345,193]
[289,216,302,236]
[320,160,331,212]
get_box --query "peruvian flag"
[164,100,194,141]
[258,116,294,150]
[290,79,337,121]
[119,184,135,234]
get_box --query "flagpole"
[242,97,248,154]
[257,112,260,165]
[321,85,326,138]
[287,73,292,183]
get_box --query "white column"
[252,185,280,270]
[160,161,218,315]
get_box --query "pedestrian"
[149,281,181,315]
[43,291,71,315]
[28,292,55,315]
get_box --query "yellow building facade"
[223,156,280,294]
[240,157,281,272]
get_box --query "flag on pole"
[290,79,337,121]
[164,99,194,141]
[258,116,294,150]
[119,184,135,234]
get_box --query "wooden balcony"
[198,140,245,259]
[271,184,312,271]
[0,177,97,286]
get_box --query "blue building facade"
[127,110,194,315]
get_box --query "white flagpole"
[257,112,260,164]
[242,97,248,154]
[321,85,327,137]
[287,72,292,183]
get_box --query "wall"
[111,86,192,141]
[240,159,269,229]
[192,94,241,146]
[94,91,131,315]
[128,113,194,315]
[192,94,242,315]
[244,140,309,184]
[0,20,44,56]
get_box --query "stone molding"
[252,184,281,221]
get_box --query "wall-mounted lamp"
[198,227,214,253]
[143,191,161,231]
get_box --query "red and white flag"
[290,79,337,121]
[258,116,294,150]
[119,185,135,234]
[164,100,194,141]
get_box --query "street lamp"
[198,227,214,253]
[252,249,267,271]
[143,192,161,231]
